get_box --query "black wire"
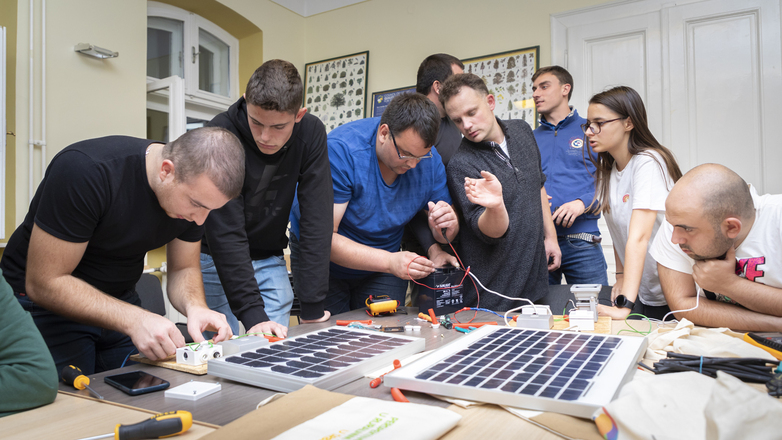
[650,353,775,383]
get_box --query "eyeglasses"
[389,130,433,161]
[581,117,626,135]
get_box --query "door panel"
[566,12,663,139]
[668,0,782,193]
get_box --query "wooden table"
[0,393,217,440]
[44,285,634,438]
[56,307,481,426]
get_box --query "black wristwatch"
[614,295,635,310]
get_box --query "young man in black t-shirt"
[0,127,244,374]
[202,59,333,338]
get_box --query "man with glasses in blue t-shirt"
[290,93,459,314]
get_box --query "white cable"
[468,269,535,327]
[660,291,699,327]
[503,304,528,327]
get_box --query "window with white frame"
[146,2,239,141]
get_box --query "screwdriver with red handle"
[77,410,193,440]
[61,365,104,400]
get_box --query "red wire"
[406,241,480,323]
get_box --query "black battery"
[416,265,464,315]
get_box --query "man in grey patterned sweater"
[440,73,561,311]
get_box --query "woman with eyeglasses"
[583,86,682,321]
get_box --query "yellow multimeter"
[744,332,782,361]
[365,295,399,316]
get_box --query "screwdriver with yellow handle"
[77,410,193,440]
[61,365,104,400]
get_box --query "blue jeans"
[327,273,408,315]
[200,253,294,333]
[16,292,138,375]
[289,231,407,315]
[549,236,608,286]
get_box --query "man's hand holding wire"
[391,251,435,280]
[427,201,458,243]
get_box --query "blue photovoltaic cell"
[208,326,424,392]
[412,328,622,402]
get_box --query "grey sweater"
[446,118,549,310]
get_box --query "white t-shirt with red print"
[651,185,782,304]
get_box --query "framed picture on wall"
[462,46,539,126]
[370,86,415,117]
[303,51,369,132]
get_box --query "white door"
[553,0,782,192]
[553,7,667,282]
[667,0,782,193]
[560,11,664,140]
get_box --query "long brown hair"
[586,86,682,214]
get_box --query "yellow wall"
[4,0,610,252]
[303,0,608,96]
[220,0,306,68]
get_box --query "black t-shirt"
[1,136,203,296]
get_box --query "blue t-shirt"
[291,117,451,279]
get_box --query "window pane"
[147,109,169,143]
[147,17,184,79]
[198,28,230,97]
[186,117,208,131]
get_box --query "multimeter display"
[745,332,782,360]
[751,333,782,346]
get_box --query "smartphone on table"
[104,371,170,396]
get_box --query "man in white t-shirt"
[650,164,782,330]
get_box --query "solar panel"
[208,326,425,392]
[384,325,646,418]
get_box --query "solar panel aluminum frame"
[383,325,647,418]
[208,326,426,393]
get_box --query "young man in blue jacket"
[532,66,608,285]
